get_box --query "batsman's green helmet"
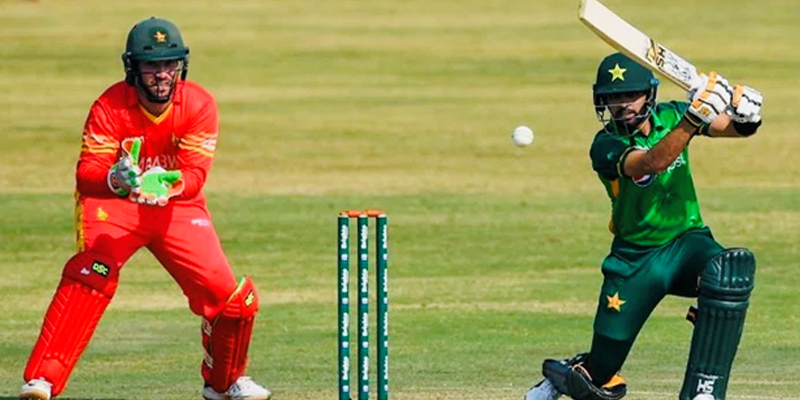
[592,53,660,137]
[593,52,659,97]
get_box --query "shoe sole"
[19,391,50,400]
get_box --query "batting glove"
[685,71,733,127]
[729,84,763,124]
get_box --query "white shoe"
[202,376,272,400]
[524,378,561,400]
[19,378,53,400]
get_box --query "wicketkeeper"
[525,52,763,400]
[19,17,271,400]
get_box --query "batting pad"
[680,248,755,400]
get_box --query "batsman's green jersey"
[582,100,726,384]
[590,101,703,247]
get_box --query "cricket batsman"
[525,52,763,400]
[19,17,271,400]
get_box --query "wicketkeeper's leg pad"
[24,251,119,396]
[680,248,755,400]
[543,353,626,400]
[202,276,259,393]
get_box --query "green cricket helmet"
[121,17,189,103]
[592,52,659,136]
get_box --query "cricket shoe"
[202,376,272,400]
[19,378,53,400]
[524,378,562,400]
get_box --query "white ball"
[511,125,534,147]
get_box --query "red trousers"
[23,196,250,395]
[76,196,238,319]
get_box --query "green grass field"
[1,0,799,399]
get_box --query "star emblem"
[606,292,626,312]
[154,31,167,43]
[608,63,627,82]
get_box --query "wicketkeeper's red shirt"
[77,80,218,204]
[73,80,237,320]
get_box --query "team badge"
[608,63,627,82]
[154,31,167,43]
[606,292,626,312]
[632,173,655,187]
[96,207,109,221]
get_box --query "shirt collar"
[629,108,663,139]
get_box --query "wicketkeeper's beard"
[137,74,178,104]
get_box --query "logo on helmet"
[154,31,167,43]
[608,63,627,82]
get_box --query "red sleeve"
[174,95,218,200]
[76,99,122,197]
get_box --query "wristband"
[732,120,762,137]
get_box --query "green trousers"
[584,227,724,384]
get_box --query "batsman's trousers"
[586,227,724,381]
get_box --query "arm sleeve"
[589,132,630,181]
[76,100,121,197]
[174,96,219,200]
[672,100,690,115]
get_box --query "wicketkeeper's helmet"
[121,17,189,102]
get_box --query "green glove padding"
[131,167,184,206]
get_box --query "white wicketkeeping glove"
[685,71,733,126]
[107,138,142,197]
[728,84,762,123]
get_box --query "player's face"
[138,59,181,100]
[604,91,647,126]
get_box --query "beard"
[149,80,173,98]
[147,76,176,99]
[614,106,647,129]
[138,74,177,103]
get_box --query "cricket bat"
[578,0,701,91]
